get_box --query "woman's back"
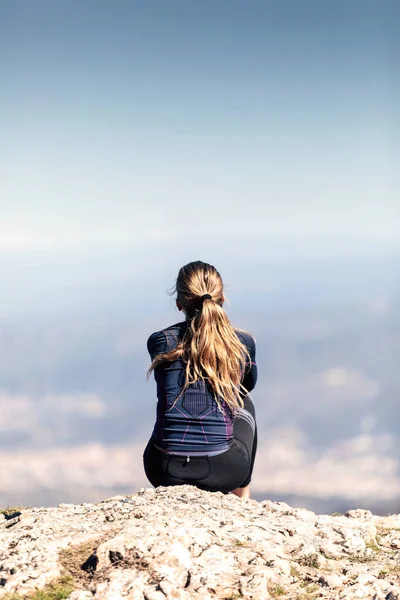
[147,321,257,454]
[144,260,258,498]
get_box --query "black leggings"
[143,396,257,494]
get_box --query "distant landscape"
[1,250,399,514]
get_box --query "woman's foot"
[231,485,250,499]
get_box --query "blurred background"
[0,0,399,514]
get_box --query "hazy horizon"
[1,251,399,513]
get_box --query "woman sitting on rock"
[144,260,257,499]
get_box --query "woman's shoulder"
[147,321,187,356]
[235,329,256,350]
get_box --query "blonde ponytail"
[148,261,251,411]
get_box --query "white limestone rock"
[1,486,400,599]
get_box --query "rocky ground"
[1,486,400,599]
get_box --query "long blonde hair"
[148,261,251,411]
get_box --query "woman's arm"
[241,334,258,393]
[147,330,168,361]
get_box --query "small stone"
[272,558,291,577]
[385,592,399,600]
[345,509,373,520]
[144,590,167,600]
[96,536,126,570]
[343,535,366,554]
[159,580,184,599]
[67,592,93,600]
[4,516,20,528]
[159,580,173,595]
[319,573,343,588]
[355,573,377,585]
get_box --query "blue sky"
[0,0,398,259]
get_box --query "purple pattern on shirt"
[147,321,257,455]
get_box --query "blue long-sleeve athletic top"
[147,321,257,455]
